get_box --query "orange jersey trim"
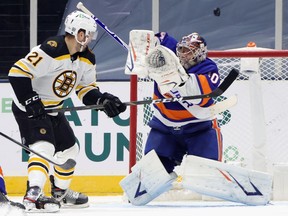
[153,94,195,120]
[212,119,223,161]
[198,75,212,106]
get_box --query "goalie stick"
[46,68,239,117]
[0,132,76,170]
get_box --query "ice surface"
[1,196,288,216]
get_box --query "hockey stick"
[77,2,129,51]
[46,95,237,119]
[0,132,76,170]
[46,68,239,114]
[189,94,237,119]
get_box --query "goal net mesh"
[130,49,288,200]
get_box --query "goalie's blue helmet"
[176,32,207,69]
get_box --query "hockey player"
[0,166,25,210]
[121,31,272,206]
[144,32,222,172]
[121,32,222,205]
[8,10,126,212]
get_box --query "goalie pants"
[144,118,222,173]
[11,102,76,153]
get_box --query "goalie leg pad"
[182,155,272,205]
[119,150,177,205]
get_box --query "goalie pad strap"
[182,155,272,205]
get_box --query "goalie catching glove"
[96,93,127,118]
[125,30,159,78]
[145,45,189,94]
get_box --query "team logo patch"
[47,40,57,47]
[53,70,77,98]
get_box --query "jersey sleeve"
[75,58,101,103]
[170,59,220,107]
[9,45,52,79]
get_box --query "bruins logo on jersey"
[47,40,58,47]
[53,71,77,98]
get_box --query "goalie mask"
[176,33,207,69]
[65,10,97,48]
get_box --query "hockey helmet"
[176,32,207,69]
[65,10,97,41]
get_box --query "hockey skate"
[23,185,60,213]
[0,191,25,210]
[50,175,89,208]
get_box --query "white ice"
[1,196,288,216]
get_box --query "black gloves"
[22,93,46,120]
[97,93,127,118]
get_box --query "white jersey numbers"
[209,72,220,84]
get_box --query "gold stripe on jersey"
[76,84,98,100]
[54,172,73,180]
[54,166,74,180]
[79,57,93,65]
[28,166,49,179]
[28,157,50,178]
[8,67,32,78]
[54,166,75,173]
[55,54,70,61]
[28,156,50,169]
[42,100,63,107]
[14,60,30,72]
[9,61,34,79]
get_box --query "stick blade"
[59,159,76,170]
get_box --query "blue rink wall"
[0,82,131,195]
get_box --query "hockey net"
[129,48,288,201]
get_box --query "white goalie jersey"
[8,35,99,111]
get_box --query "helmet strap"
[75,35,89,52]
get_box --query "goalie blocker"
[120,151,272,205]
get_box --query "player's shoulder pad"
[40,35,68,58]
[79,48,96,65]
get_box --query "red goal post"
[129,49,288,175]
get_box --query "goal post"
[128,48,288,200]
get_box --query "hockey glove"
[146,45,189,94]
[97,93,127,118]
[22,93,46,120]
